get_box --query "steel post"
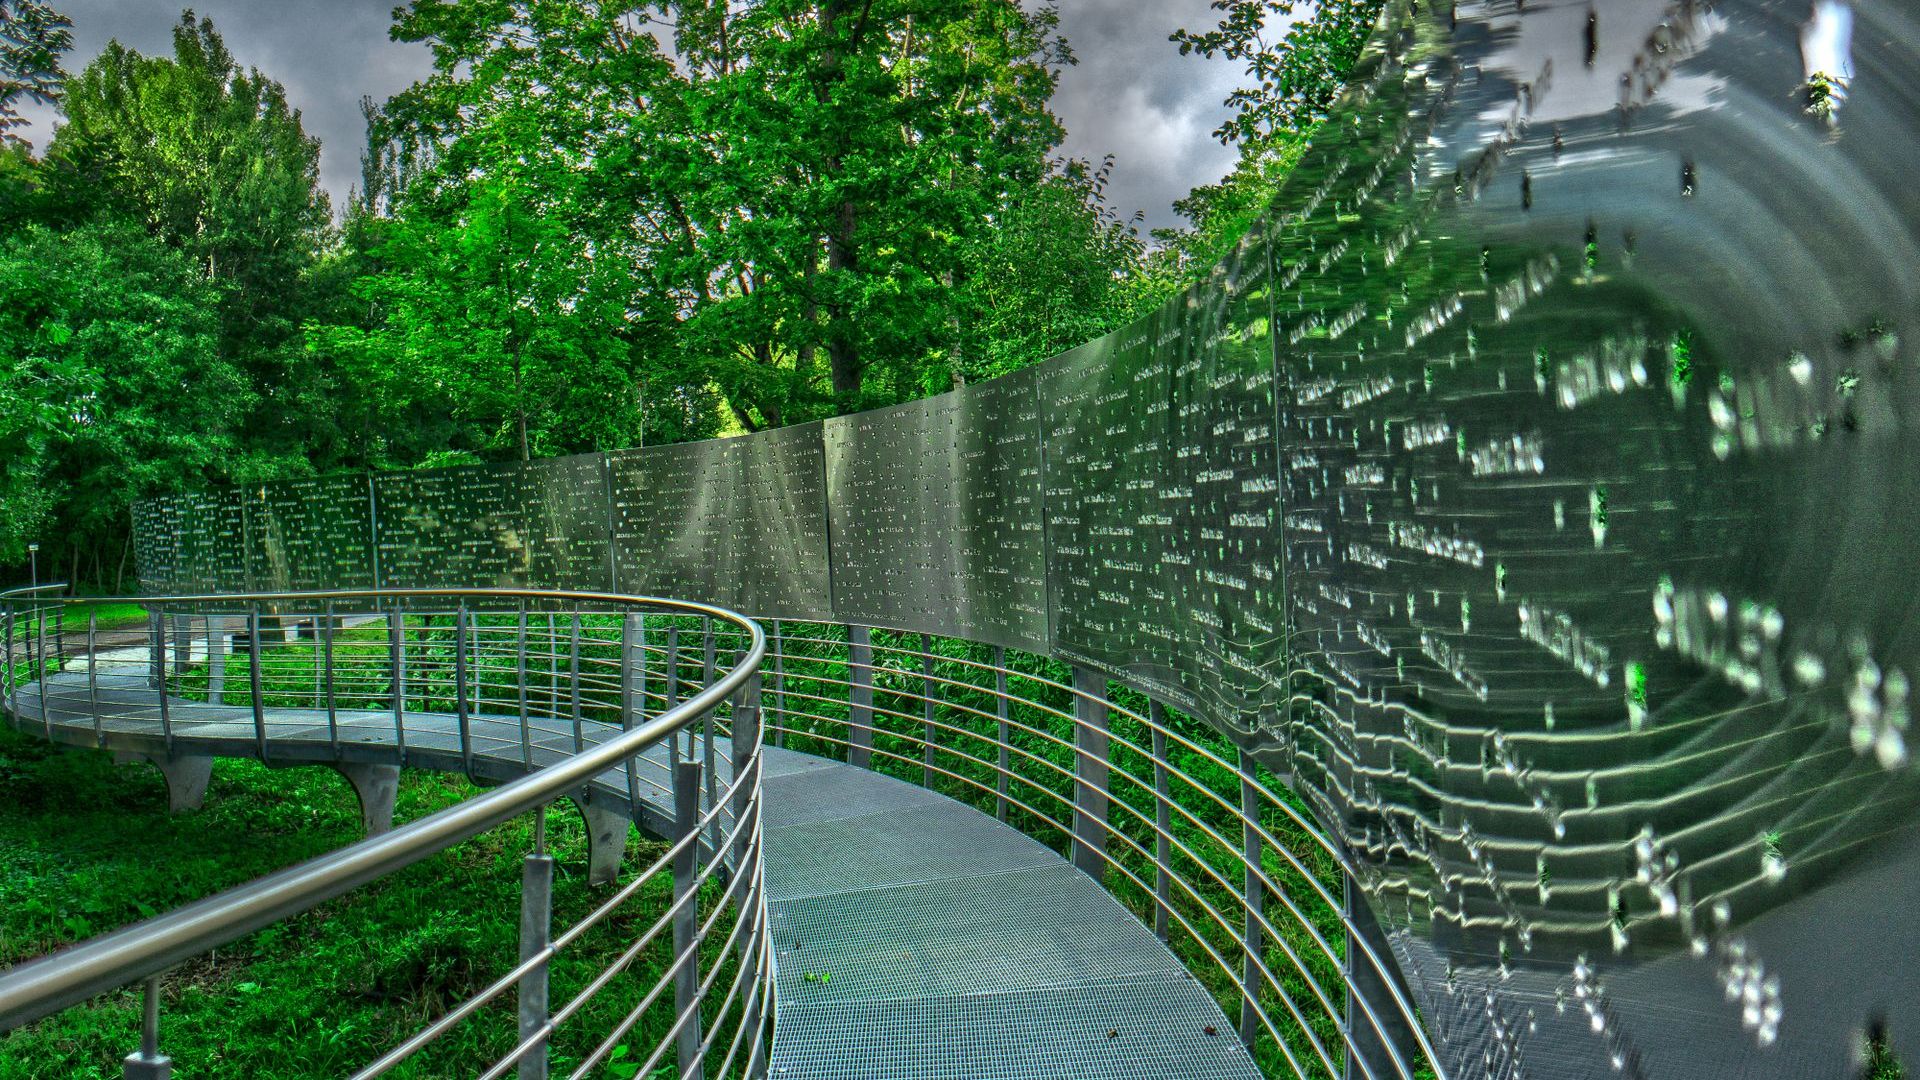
[517,809,553,1080]
[1151,700,1172,940]
[671,760,706,1080]
[1239,747,1265,1048]
[848,625,874,769]
[1070,666,1110,880]
[247,606,266,758]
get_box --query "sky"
[13,0,1255,234]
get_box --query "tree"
[0,0,69,144]
[342,0,1133,447]
[47,11,335,472]
[0,221,247,579]
[1144,0,1384,302]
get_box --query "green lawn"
[0,721,742,1079]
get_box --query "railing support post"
[322,603,338,753]
[122,975,170,1079]
[517,807,553,1080]
[1344,869,1419,1080]
[847,625,874,769]
[170,612,190,677]
[247,605,266,758]
[87,611,103,747]
[672,759,706,1080]
[994,647,1011,823]
[770,620,787,749]
[206,617,226,706]
[1070,666,1110,880]
[388,602,407,759]
[151,606,172,755]
[455,603,472,775]
[729,659,761,892]
[1151,700,1172,940]
[620,613,643,808]
[1238,747,1265,1048]
[920,634,936,789]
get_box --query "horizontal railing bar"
[0,588,765,1033]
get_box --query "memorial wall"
[130,1,1920,1075]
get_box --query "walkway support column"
[1070,666,1110,880]
[518,806,554,1080]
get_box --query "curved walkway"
[6,657,1261,1079]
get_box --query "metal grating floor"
[7,664,1261,1079]
[759,748,1261,1079]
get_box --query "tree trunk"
[818,0,868,408]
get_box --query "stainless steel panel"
[245,475,376,593]
[373,455,612,593]
[825,369,1048,652]
[611,424,832,620]
[1268,1,1920,1075]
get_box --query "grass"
[0,643,753,1078]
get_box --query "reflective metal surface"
[117,0,1920,1074]
[376,455,614,593]
[611,424,833,620]
[826,368,1049,652]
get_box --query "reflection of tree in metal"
[127,0,1920,1075]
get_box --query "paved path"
[6,660,1260,1080]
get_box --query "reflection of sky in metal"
[1472,0,1730,128]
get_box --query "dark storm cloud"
[16,1,1258,232]
[1048,0,1255,233]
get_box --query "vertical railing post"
[207,616,226,706]
[389,601,408,759]
[994,647,1011,823]
[770,620,787,748]
[151,607,172,754]
[701,620,719,850]
[620,612,643,810]
[455,602,472,775]
[322,602,338,753]
[568,613,583,751]
[1151,700,1172,940]
[1238,747,1265,1048]
[121,975,171,1079]
[518,806,554,1080]
[729,656,761,901]
[671,759,706,1080]
[87,610,102,747]
[664,624,682,759]
[920,634,936,789]
[1070,666,1110,880]
[847,625,874,769]
[247,604,267,758]
[171,612,190,677]
[1343,867,1418,1080]
[517,601,533,770]
[36,597,51,735]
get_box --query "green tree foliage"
[0,0,70,143]
[46,12,334,469]
[0,221,246,575]
[340,0,1142,437]
[1150,0,1384,290]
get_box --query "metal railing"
[748,619,1441,1080]
[0,584,1437,1079]
[0,586,769,1079]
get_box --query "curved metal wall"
[129,1,1920,1076]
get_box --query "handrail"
[0,587,765,1034]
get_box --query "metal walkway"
[8,662,1261,1079]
